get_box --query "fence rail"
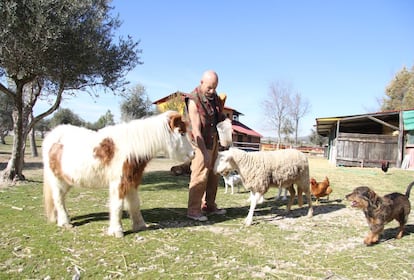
[232,141,260,151]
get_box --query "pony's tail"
[405,181,414,199]
[43,170,56,223]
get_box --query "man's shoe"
[210,208,227,215]
[202,207,227,215]
[187,214,208,222]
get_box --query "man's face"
[200,77,218,97]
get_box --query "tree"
[161,92,186,114]
[309,128,327,147]
[381,65,414,111]
[34,118,50,139]
[120,84,153,121]
[0,92,14,144]
[290,92,310,146]
[49,108,84,128]
[89,110,115,130]
[0,0,142,182]
[262,81,293,148]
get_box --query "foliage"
[0,148,413,279]
[0,0,142,180]
[87,110,115,130]
[309,128,328,147]
[381,65,414,111]
[48,108,84,128]
[263,81,310,146]
[0,93,13,144]
[120,84,153,121]
[160,92,186,114]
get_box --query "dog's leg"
[108,181,124,238]
[231,179,234,195]
[245,191,261,226]
[364,231,380,245]
[282,188,287,200]
[125,188,147,232]
[365,223,383,245]
[396,212,409,239]
[224,182,228,194]
[396,224,405,239]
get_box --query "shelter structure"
[315,109,414,168]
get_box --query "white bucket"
[217,119,233,147]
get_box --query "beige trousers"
[187,139,219,216]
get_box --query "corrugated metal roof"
[315,111,404,137]
[403,110,414,130]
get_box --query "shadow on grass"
[70,200,347,237]
[142,171,189,191]
[379,224,414,243]
[25,162,43,170]
[257,195,346,217]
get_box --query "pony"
[42,111,195,237]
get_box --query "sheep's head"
[213,150,237,175]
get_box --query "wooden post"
[397,110,404,168]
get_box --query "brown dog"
[346,182,413,245]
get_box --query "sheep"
[213,147,313,226]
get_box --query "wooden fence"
[334,132,398,167]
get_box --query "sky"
[36,0,414,138]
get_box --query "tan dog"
[346,182,413,245]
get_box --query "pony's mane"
[99,112,173,161]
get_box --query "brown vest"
[185,87,225,149]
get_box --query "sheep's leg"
[286,185,296,212]
[276,187,282,200]
[245,191,261,226]
[297,186,304,208]
[304,189,313,218]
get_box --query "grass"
[0,138,414,279]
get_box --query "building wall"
[334,132,398,167]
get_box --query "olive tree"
[0,0,142,182]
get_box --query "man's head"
[199,70,218,97]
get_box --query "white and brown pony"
[42,111,194,237]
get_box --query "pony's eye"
[180,133,185,137]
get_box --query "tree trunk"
[30,128,38,157]
[0,90,26,183]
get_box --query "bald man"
[185,70,229,221]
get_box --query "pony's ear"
[169,113,187,134]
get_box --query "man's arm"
[188,99,211,168]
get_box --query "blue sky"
[38,0,414,137]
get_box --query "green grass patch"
[0,142,414,279]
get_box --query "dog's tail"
[405,181,414,199]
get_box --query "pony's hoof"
[63,223,73,229]
[108,228,124,238]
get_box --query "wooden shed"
[316,110,404,168]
